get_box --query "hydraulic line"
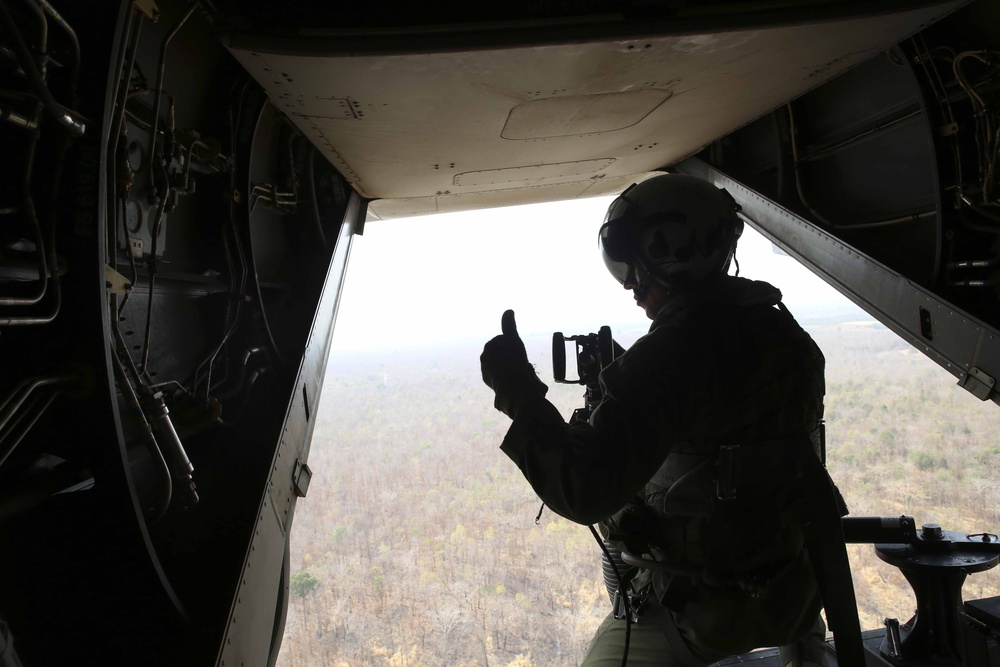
[792,109,922,164]
[830,210,937,230]
[35,0,80,89]
[960,193,1000,224]
[953,51,1000,201]
[0,192,49,307]
[19,0,46,72]
[0,375,72,469]
[0,145,64,324]
[786,102,835,229]
[0,1,47,308]
[196,212,247,401]
[191,80,251,401]
[146,0,199,198]
[140,391,199,508]
[0,389,58,469]
[213,346,263,397]
[108,9,142,183]
[179,138,212,192]
[139,180,169,375]
[0,279,60,325]
[110,344,172,522]
[117,199,138,316]
[786,103,939,232]
[0,375,70,430]
[107,10,142,276]
[0,0,84,135]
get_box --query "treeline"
[276,320,1000,666]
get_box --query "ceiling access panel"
[222,1,966,220]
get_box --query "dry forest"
[276,314,1000,667]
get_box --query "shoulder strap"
[799,454,866,666]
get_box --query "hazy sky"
[330,196,866,353]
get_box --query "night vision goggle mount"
[552,325,616,424]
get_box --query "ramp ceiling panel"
[226,3,962,219]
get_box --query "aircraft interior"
[0,0,999,664]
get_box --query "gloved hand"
[481,310,548,419]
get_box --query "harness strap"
[799,455,866,667]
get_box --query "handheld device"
[552,325,615,423]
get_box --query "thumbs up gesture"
[481,310,548,419]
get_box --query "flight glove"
[481,310,548,419]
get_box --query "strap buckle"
[612,586,644,622]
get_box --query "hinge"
[959,367,995,401]
[293,459,312,498]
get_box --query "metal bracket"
[959,367,995,401]
[104,265,131,294]
[129,238,143,259]
[134,0,160,22]
[292,459,312,498]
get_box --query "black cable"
[590,525,631,667]
[192,79,251,400]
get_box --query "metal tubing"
[19,0,46,63]
[0,0,84,135]
[0,277,60,325]
[110,346,172,521]
[786,103,938,232]
[139,190,169,375]
[146,1,199,194]
[0,103,38,129]
[0,375,68,431]
[0,390,57,469]
[0,386,47,444]
[108,9,141,180]
[0,198,48,306]
[794,109,923,164]
[141,392,198,507]
[34,0,79,86]
[960,193,1000,224]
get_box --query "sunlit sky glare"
[330,196,867,353]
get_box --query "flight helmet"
[599,173,744,289]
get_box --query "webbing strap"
[801,460,866,667]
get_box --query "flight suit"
[499,275,830,665]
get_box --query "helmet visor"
[599,193,640,284]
